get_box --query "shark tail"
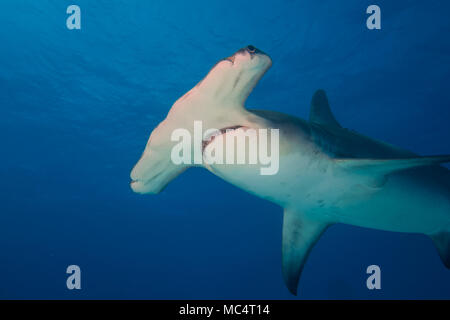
[431,232,450,269]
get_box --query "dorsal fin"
[309,89,341,128]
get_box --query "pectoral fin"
[282,208,329,295]
[335,155,450,176]
[431,232,450,269]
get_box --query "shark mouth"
[202,125,244,152]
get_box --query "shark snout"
[130,168,161,194]
[130,179,146,194]
[130,150,187,195]
[130,153,162,194]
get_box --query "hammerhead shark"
[130,45,450,295]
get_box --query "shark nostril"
[224,55,235,64]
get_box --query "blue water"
[0,0,449,299]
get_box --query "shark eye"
[247,45,256,53]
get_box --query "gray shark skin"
[130,46,450,295]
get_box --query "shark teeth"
[202,125,243,152]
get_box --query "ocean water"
[0,0,449,299]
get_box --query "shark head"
[130,45,272,194]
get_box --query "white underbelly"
[206,154,450,235]
[328,169,450,234]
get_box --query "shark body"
[131,46,450,295]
